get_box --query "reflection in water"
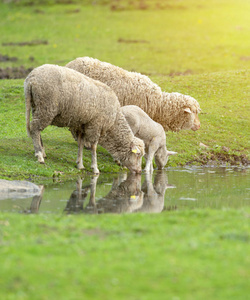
[1,167,249,214]
[64,170,172,214]
[25,186,44,214]
[136,171,175,213]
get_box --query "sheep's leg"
[144,151,155,173]
[90,142,99,174]
[40,136,46,158]
[29,120,45,164]
[76,133,85,170]
[82,123,100,174]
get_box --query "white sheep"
[66,57,201,132]
[121,105,177,172]
[25,64,144,174]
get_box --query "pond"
[0,166,249,214]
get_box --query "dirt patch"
[65,8,81,13]
[110,0,187,11]
[189,151,250,167]
[118,38,150,44]
[240,56,250,61]
[2,40,48,47]
[0,66,33,79]
[0,54,18,62]
[168,69,193,77]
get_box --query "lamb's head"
[154,147,177,169]
[120,137,145,174]
[161,93,201,132]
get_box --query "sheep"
[65,57,201,132]
[24,64,144,174]
[121,105,177,172]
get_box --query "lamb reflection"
[64,170,174,214]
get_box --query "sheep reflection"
[64,170,174,214]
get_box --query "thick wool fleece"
[66,57,201,132]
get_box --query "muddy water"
[0,167,249,214]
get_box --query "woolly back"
[66,57,162,119]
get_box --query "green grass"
[0,209,249,299]
[0,0,249,180]
[1,0,250,74]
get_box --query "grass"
[0,0,249,180]
[0,209,249,299]
[0,1,249,299]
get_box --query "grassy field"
[0,1,249,299]
[0,0,249,180]
[0,209,249,299]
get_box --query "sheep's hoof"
[92,168,100,175]
[36,152,45,164]
[77,164,85,170]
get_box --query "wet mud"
[190,151,250,166]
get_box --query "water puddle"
[0,167,249,214]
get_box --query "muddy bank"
[189,151,250,167]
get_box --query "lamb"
[65,57,201,132]
[24,64,144,174]
[121,105,177,172]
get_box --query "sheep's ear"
[167,151,177,156]
[184,108,192,114]
[131,145,140,154]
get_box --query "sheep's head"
[121,137,145,174]
[182,106,201,131]
[161,93,201,132]
[155,147,177,169]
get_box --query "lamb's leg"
[76,133,85,170]
[90,142,99,174]
[144,138,161,173]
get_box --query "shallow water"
[0,167,249,214]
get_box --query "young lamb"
[24,64,144,174]
[65,57,201,132]
[121,105,177,173]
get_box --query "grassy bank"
[0,0,250,179]
[0,209,249,299]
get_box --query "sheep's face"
[122,139,145,174]
[182,107,200,131]
[155,148,177,169]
